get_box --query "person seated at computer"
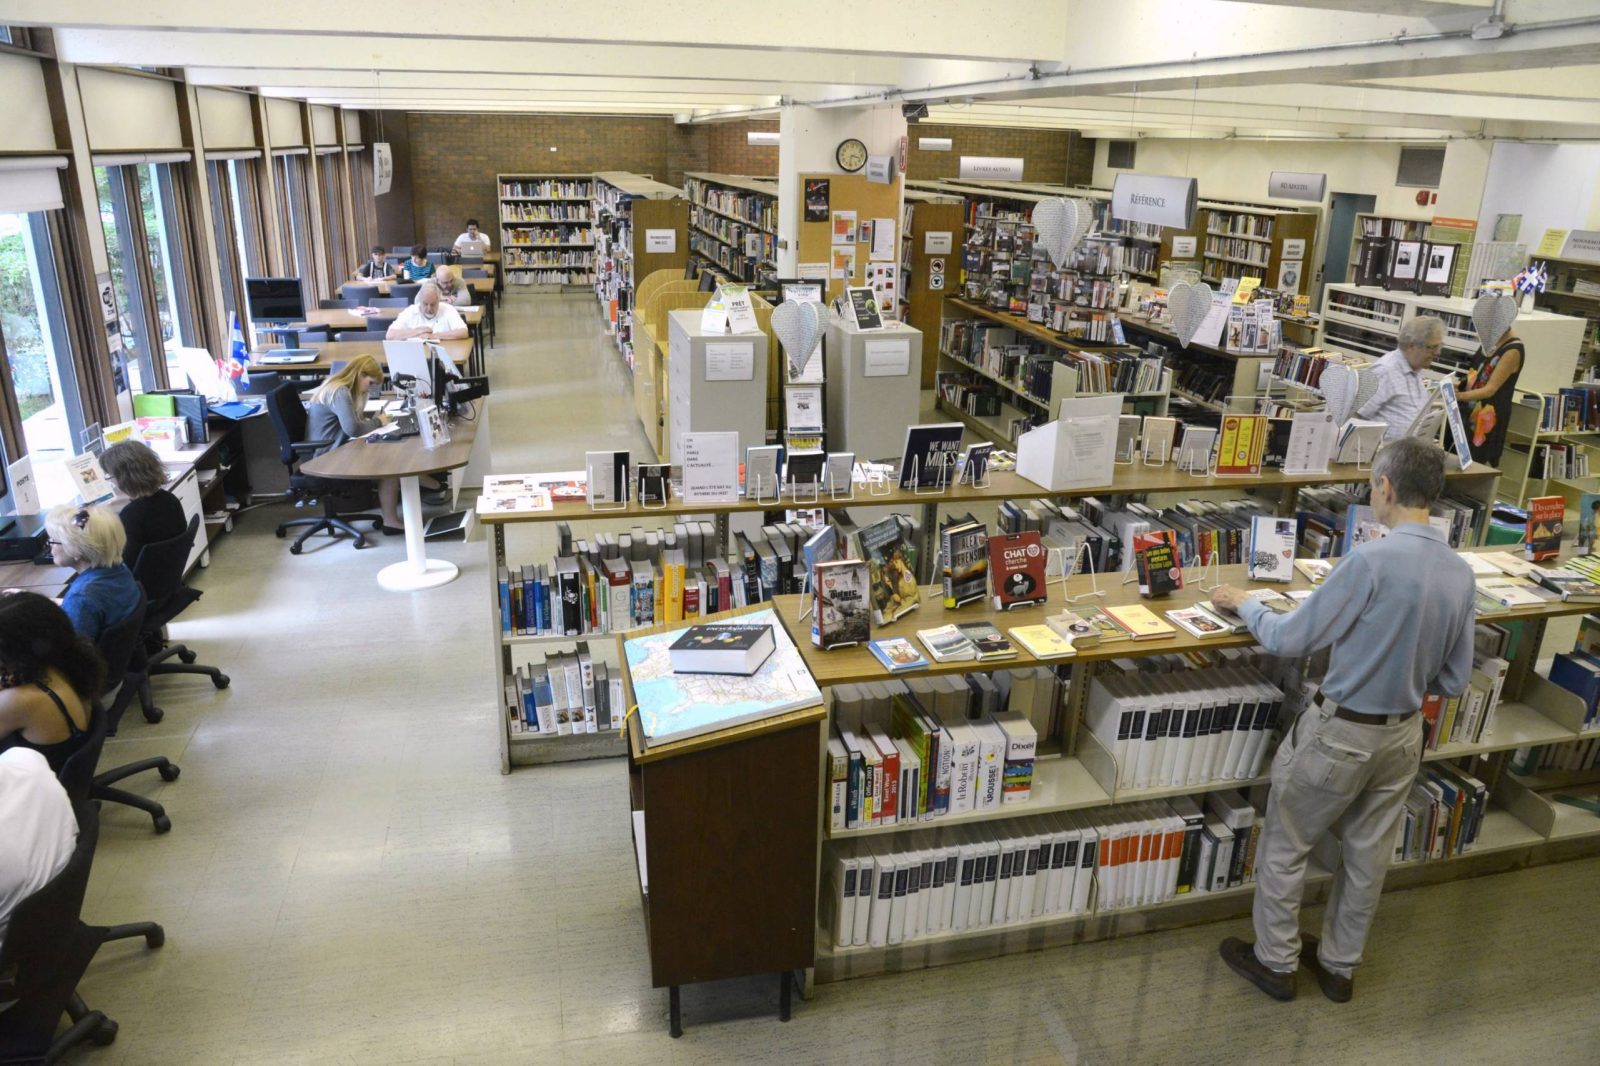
[0,592,103,775]
[352,245,389,282]
[305,355,404,534]
[0,745,78,950]
[49,505,141,644]
[433,265,473,308]
[396,245,435,283]
[386,282,469,341]
[1357,314,1444,441]
[452,219,491,254]
[100,440,186,568]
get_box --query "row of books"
[1419,624,1511,749]
[1093,201,1161,243]
[500,204,590,223]
[1271,345,1352,391]
[499,179,591,199]
[502,226,592,246]
[1359,215,1426,239]
[1049,308,1119,342]
[1206,212,1275,240]
[1087,663,1285,791]
[689,207,775,261]
[1204,236,1271,267]
[1325,290,1403,325]
[1395,764,1490,863]
[500,251,593,269]
[828,678,1042,830]
[1527,440,1590,481]
[688,234,766,284]
[1295,485,1485,557]
[1509,738,1600,774]
[1208,259,1273,285]
[685,178,777,233]
[504,643,624,736]
[993,494,1276,576]
[939,322,1057,406]
[937,372,1019,420]
[1533,385,1600,433]
[505,270,592,286]
[1030,272,1119,309]
[826,788,1262,946]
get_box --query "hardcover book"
[668,622,775,675]
[859,516,922,624]
[1525,495,1564,561]
[1248,516,1296,582]
[1045,609,1100,646]
[956,621,1017,661]
[987,530,1049,610]
[1136,537,1183,598]
[898,423,966,488]
[868,637,928,672]
[941,516,990,609]
[815,559,871,649]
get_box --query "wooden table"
[306,306,487,371]
[253,338,472,375]
[302,413,480,591]
[339,277,493,296]
[0,557,72,597]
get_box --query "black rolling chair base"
[277,512,384,553]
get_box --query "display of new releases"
[815,559,872,650]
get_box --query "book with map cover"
[624,608,822,747]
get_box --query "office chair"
[240,371,284,396]
[345,284,381,304]
[266,382,383,553]
[368,297,412,309]
[85,592,181,834]
[334,328,393,341]
[391,283,422,303]
[320,298,360,310]
[133,514,230,708]
[462,267,489,278]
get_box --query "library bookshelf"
[497,173,595,291]
[766,548,1600,983]
[478,460,1499,772]
[683,172,778,285]
[1199,203,1318,295]
[592,172,688,372]
[1346,213,1430,285]
[1534,255,1600,371]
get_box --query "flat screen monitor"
[244,277,306,323]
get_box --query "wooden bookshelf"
[498,172,595,290]
[902,189,966,385]
[683,173,778,285]
[1200,204,1318,295]
[1346,212,1430,284]
[592,172,688,372]
[768,546,1600,983]
[1535,255,1600,372]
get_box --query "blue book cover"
[867,638,929,673]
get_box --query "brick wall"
[904,124,1095,185]
[702,120,779,176]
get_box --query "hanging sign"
[1268,171,1327,202]
[1111,173,1198,229]
[959,156,1024,181]
[373,143,393,196]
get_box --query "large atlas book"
[624,608,822,747]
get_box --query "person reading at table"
[100,439,186,568]
[396,245,435,282]
[433,265,473,308]
[386,282,469,341]
[452,219,490,254]
[352,245,389,282]
[49,504,142,644]
[0,592,103,775]
[305,355,405,534]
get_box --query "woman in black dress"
[1457,322,1524,466]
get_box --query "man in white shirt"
[386,283,469,341]
[0,748,77,949]
[452,219,490,254]
[1357,315,1444,440]
[432,266,473,308]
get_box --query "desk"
[253,338,473,376]
[306,306,487,371]
[302,414,480,591]
[338,278,496,348]
[0,558,72,597]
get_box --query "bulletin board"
[796,171,904,305]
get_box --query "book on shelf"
[504,641,621,737]
[918,624,977,663]
[1524,495,1564,560]
[860,515,922,625]
[1101,604,1177,641]
[1166,606,1233,639]
[940,514,989,609]
[1214,415,1267,476]
[1530,566,1600,603]
[987,530,1049,611]
[1248,515,1297,582]
[956,621,1017,662]
[816,559,871,649]
[1008,624,1075,660]
[898,423,966,488]
[1134,532,1182,598]
[868,638,928,673]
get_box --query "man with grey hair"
[385,281,469,341]
[1209,436,1476,1003]
[1358,315,1444,440]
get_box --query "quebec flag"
[226,311,251,385]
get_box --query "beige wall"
[77,67,183,151]
[197,87,256,149]
[266,97,304,146]
[0,53,58,152]
[311,105,339,146]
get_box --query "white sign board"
[919,137,953,152]
[644,229,676,254]
[1171,236,1198,258]
[865,155,894,184]
[7,455,39,514]
[373,142,393,196]
[924,230,953,255]
[1268,171,1327,202]
[679,432,740,503]
[704,341,755,381]
[1282,238,1307,260]
[862,338,912,377]
[1562,229,1600,264]
[959,156,1024,182]
[1111,173,1198,229]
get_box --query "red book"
[988,530,1049,610]
[1420,693,1444,749]
[1525,495,1564,561]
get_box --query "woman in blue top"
[397,244,435,282]
[48,504,141,642]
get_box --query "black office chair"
[368,298,411,309]
[319,298,359,309]
[462,267,489,278]
[391,283,421,302]
[86,592,180,834]
[345,284,381,304]
[133,514,230,706]
[333,328,392,341]
[240,371,284,396]
[266,382,383,553]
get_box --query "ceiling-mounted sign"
[373,142,393,196]
[919,137,953,152]
[746,130,781,146]
[865,154,894,184]
[1268,171,1327,202]
[959,156,1024,182]
[1111,172,1197,229]
[1562,230,1600,264]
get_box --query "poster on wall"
[373,143,393,196]
[831,211,857,245]
[804,179,830,223]
[96,273,117,326]
[1275,260,1303,292]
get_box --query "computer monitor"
[244,277,306,324]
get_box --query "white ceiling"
[18,0,1600,141]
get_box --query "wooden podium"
[620,613,825,1037]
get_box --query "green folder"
[132,393,177,418]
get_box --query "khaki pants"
[1251,703,1423,977]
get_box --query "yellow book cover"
[1217,416,1241,468]
[652,562,665,625]
[1102,603,1177,640]
[665,560,685,623]
[1008,624,1076,660]
[1232,276,1262,304]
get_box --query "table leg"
[669,985,682,1038]
[377,476,459,591]
[779,970,792,1022]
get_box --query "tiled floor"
[69,294,1600,1065]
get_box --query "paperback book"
[1525,495,1564,561]
[956,621,1017,661]
[898,423,965,488]
[917,624,977,662]
[1248,516,1296,582]
[940,515,990,609]
[815,559,871,649]
[868,638,928,673]
[1102,603,1177,640]
[1167,606,1231,638]
[860,516,922,624]
[988,530,1049,610]
[1135,534,1182,598]
[1009,624,1075,659]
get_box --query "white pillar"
[775,102,908,277]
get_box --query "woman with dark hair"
[101,438,186,567]
[0,592,105,773]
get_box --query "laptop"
[456,239,487,258]
[258,349,320,366]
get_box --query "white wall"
[1478,142,1600,246]
[265,97,303,146]
[0,53,58,152]
[197,88,256,149]
[311,105,339,146]
[775,103,906,275]
[76,67,182,151]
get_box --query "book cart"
[770,538,1600,985]
[479,462,1500,773]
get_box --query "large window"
[0,211,84,464]
[207,156,266,326]
[318,150,349,284]
[275,152,314,286]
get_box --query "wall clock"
[835,138,868,173]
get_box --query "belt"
[1313,690,1417,726]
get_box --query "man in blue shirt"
[1210,437,1476,1003]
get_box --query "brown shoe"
[1219,937,1296,1001]
[1300,935,1353,1003]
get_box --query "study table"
[304,305,487,371]
[338,276,497,346]
[254,338,473,376]
[301,411,481,591]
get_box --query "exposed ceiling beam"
[186,69,809,98]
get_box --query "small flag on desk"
[225,311,251,385]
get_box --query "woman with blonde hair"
[306,354,403,533]
[47,503,142,642]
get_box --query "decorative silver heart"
[1168,280,1215,348]
[1032,198,1086,269]
[1472,292,1518,349]
[772,299,823,379]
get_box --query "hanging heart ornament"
[1032,197,1090,269]
[1168,280,1214,348]
[1472,291,1518,349]
[772,299,823,380]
